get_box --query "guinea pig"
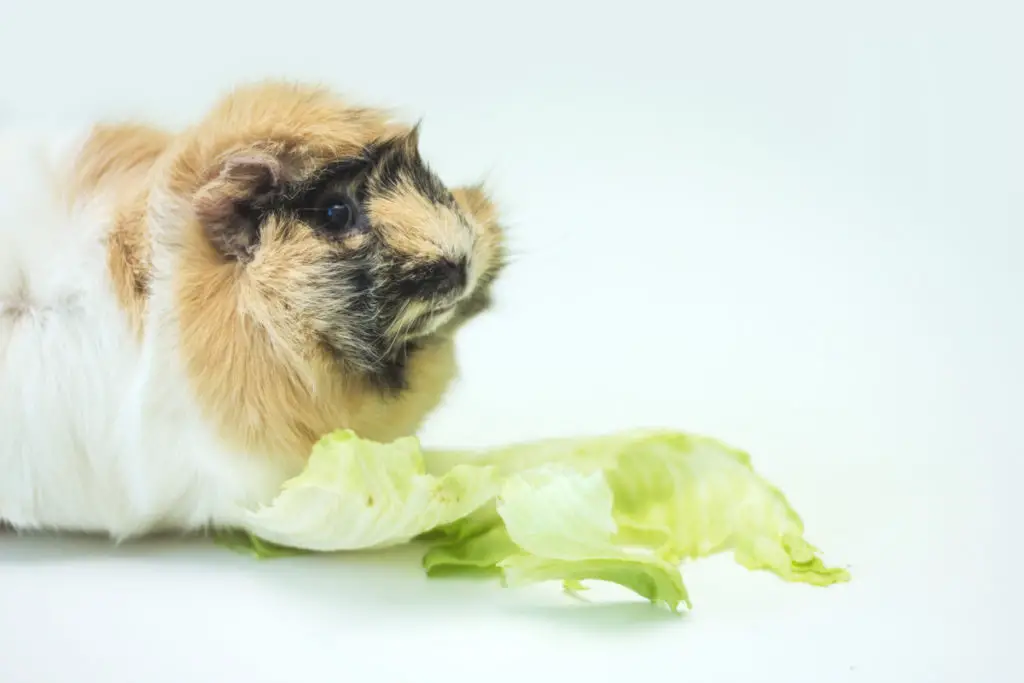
[0,81,506,539]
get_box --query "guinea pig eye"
[324,202,354,232]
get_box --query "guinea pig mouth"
[429,301,457,315]
[397,300,459,340]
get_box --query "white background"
[1,1,1020,681]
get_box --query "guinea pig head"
[155,83,506,456]
[167,83,506,391]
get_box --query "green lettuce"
[228,428,849,611]
[422,430,849,610]
[233,429,501,552]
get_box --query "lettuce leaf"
[234,429,501,552]
[421,430,849,609]
[229,428,849,611]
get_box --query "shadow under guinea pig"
[0,529,686,628]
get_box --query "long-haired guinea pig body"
[0,82,506,539]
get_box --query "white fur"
[0,127,301,539]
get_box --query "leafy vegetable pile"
[221,429,849,611]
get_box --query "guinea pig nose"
[436,258,467,293]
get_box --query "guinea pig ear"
[192,150,283,261]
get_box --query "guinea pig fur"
[0,81,507,539]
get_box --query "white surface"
[1,1,1020,681]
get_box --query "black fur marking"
[284,165,364,209]
[318,336,411,395]
[372,148,405,195]
[317,156,374,182]
[241,137,471,395]
[282,157,373,205]
[344,264,377,322]
[392,259,468,299]
[315,246,414,393]
[264,160,377,241]
[350,267,373,294]
[409,165,452,207]
[364,137,453,207]
[250,135,454,242]
[354,176,371,206]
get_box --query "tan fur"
[176,214,341,455]
[74,81,502,462]
[71,123,171,200]
[165,82,401,199]
[369,182,467,260]
[175,209,458,455]
[452,184,505,276]
[452,185,498,227]
[106,200,151,337]
[70,124,171,336]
